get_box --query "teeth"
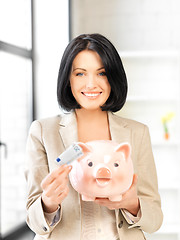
[83,93,100,97]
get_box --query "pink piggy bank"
[69,140,134,201]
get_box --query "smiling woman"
[57,33,128,113]
[70,50,111,111]
[25,33,163,240]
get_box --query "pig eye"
[88,161,93,167]
[114,163,119,167]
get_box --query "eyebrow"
[72,67,105,72]
[72,68,86,72]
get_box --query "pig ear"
[114,142,131,161]
[76,142,92,162]
[76,142,92,158]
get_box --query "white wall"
[34,0,69,119]
[70,1,180,240]
[71,0,180,52]
[34,0,180,120]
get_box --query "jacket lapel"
[59,111,131,146]
[108,112,132,144]
[59,111,78,149]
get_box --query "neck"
[75,108,108,122]
[74,108,111,142]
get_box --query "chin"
[79,102,105,111]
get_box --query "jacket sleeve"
[24,120,62,236]
[128,125,163,233]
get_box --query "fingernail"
[68,165,72,170]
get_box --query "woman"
[25,33,163,240]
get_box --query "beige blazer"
[25,111,163,240]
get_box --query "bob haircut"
[57,33,128,112]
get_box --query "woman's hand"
[41,164,72,213]
[95,174,140,216]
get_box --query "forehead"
[72,50,104,68]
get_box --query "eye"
[88,161,93,167]
[76,72,84,76]
[99,71,106,76]
[114,163,119,167]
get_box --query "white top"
[80,199,118,240]
[44,197,141,240]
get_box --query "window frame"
[0,0,71,238]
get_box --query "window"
[0,0,33,236]
[0,0,70,237]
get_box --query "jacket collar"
[59,111,78,149]
[108,111,131,144]
[59,111,131,148]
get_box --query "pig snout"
[96,167,112,178]
[95,167,112,187]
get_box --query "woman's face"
[70,50,111,111]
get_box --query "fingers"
[41,165,72,211]
[41,164,70,187]
[128,173,138,191]
[41,165,72,189]
[44,176,69,197]
[41,185,70,213]
[41,165,72,195]
[95,174,139,211]
[56,185,69,203]
[133,174,138,185]
[95,198,109,205]
[41,166,64,187]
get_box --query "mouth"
[96,178,111,187]
[82,92,102,99]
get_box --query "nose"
[96,167,112,178]
[86,75,97,89]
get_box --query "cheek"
[104,79,111,93]
[71,75,84,88]
[82,167,95,182]
[70,79,77,94]
[113,168,126,181]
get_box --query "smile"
[82,92,102,98]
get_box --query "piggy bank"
[69,140,134,201]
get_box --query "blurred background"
[0,0,180,239]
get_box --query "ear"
[114,142,131,161]
[76,142,92,161]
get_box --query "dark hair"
[57,33,127,112]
